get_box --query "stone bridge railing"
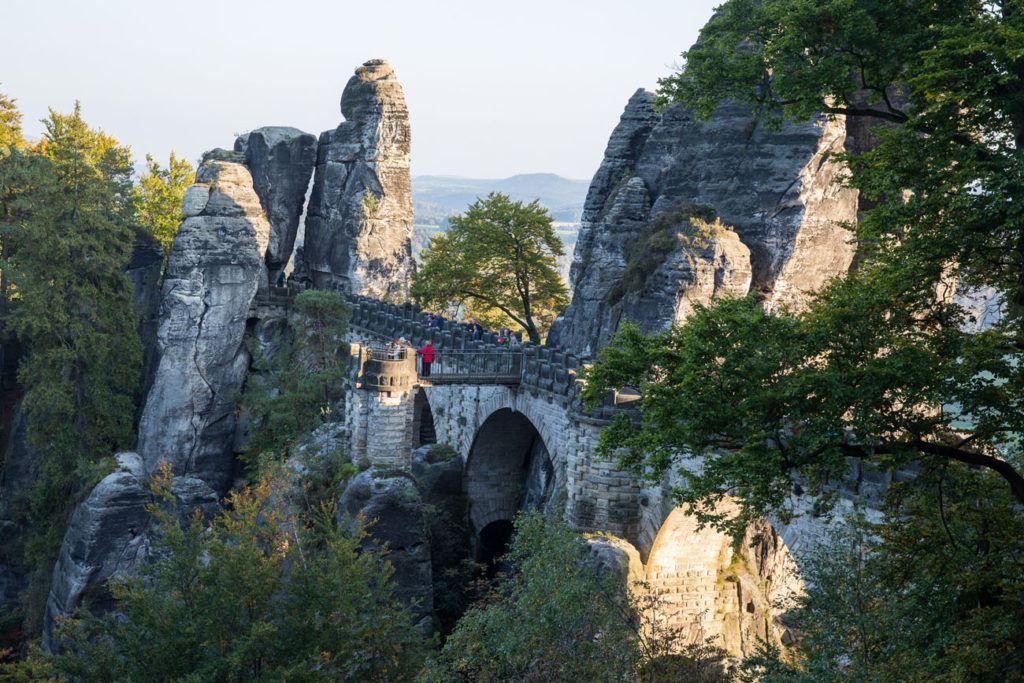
[345,295,629,419]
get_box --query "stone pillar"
[564,417,642,542]
[347,344,418,471]
[366,393,414,470]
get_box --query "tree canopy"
[411,192,568,343]
[588,0,1024,526]
[33,470,426,681]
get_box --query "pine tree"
[3,103,142,632]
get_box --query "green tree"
[584,1,1024,676]
[741,467,1024,682]
[132,151,194,256]
[422,513,727,682]
[585,0,1024,527]
[241,289,350,469]
[0,90,43,301]
[411,192,568,344]
[2,103,142,631]
[31,469,425,681]
[0,89,23,150]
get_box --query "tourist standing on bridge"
[417,341,435,377]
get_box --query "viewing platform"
[356,342,523,389]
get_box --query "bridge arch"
[644,499,802,656]
[411,390,436,448]
[465,408,556,556]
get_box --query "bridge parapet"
[345,295,594,405]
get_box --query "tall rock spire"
[304,59,414,298]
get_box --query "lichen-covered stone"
[337,468,433,630]
[42,454,219,651]
[304,59,414,298]
[42,453,151,650]
[124,232,164,395]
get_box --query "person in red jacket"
[417,341,436,377]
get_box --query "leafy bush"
[36,468,426,681]
[422,513,728,682]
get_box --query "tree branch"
[840,440,1024,505]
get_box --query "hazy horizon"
[1,0,718,179]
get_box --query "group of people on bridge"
[385,337,436,376]
[380,312,526,381]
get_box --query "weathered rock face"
[136,152,269,494]
[549,88,859,357]
[124,231,164,395]
[304,59,414,298]
[337,468,433,630]
[41,454,219,650]
[41,453,151,649]
[234,127,318,285]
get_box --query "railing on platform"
[420,350,522,385]
[364,342,410,361]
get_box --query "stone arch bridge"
[342,294,897,654]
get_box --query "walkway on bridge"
[362,343,522,386]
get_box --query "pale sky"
[2,0,718,179]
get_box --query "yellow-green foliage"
[132,152,194,256]
[361,189,381,218]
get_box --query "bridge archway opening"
[466,408,553,565]
[412,390,436,448]
[645,500,801,657]
[477,519,515,576]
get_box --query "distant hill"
[412,173,590,226]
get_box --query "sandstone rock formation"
[304,59,414,298]
[124,231,164,395]
[337,468,433,630]
[549,89,860,357]
[41,453,220,650]
[41,453,151,649]
[136,151,269,494]
[234,127,318,285]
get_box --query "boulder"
[235,127,318,284]
[41,454,219,651]
[41,453,152,650]
[584,534,645,593]
[136,153,269,494]
[304,59,414,298]
[338,468,433,630]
